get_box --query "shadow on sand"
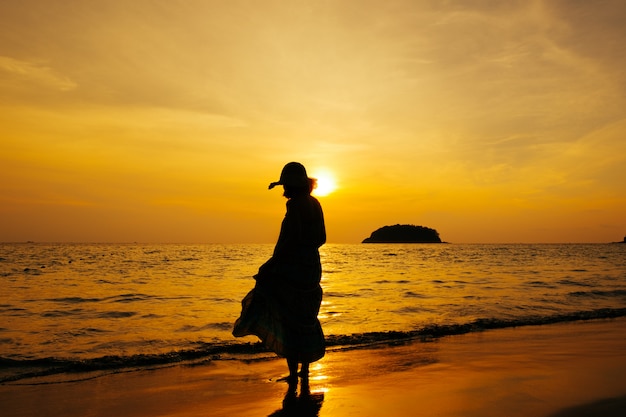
[547,395,626,417]
[268,380,324,417]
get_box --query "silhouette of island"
[362,224,443,243]
[613,236,626,244]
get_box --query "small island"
[362,224,443,243]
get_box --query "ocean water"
[1,242,625,383]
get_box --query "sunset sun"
[312,170,337,197]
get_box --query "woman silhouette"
[234,162,326,385]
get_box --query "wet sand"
[2,318,626,417]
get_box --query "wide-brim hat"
[268,162,314,189]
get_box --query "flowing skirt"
[232,270,325,363]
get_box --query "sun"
[312,169,337,197]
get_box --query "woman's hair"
[283,178,317,198]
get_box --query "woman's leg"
[287,357,298,380]
[300,361,309,380]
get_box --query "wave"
[42,293,158,304]
[2,307,626,385]
[569,289,626,298]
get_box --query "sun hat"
[268,162,313,189]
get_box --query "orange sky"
[1,1,625,243]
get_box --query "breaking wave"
[3,308,625,385]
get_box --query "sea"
[1,242,625,384]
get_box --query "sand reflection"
[268,361,327,416]
[268,382,325,416]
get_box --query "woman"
[233,162,326,384]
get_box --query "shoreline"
[2,317,626,417]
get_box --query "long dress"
[233,194,326,363]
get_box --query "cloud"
[0,56,77,91]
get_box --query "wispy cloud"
[0,56,77,91]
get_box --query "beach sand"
[2,318,626,417]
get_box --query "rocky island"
[362,224,443,243]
